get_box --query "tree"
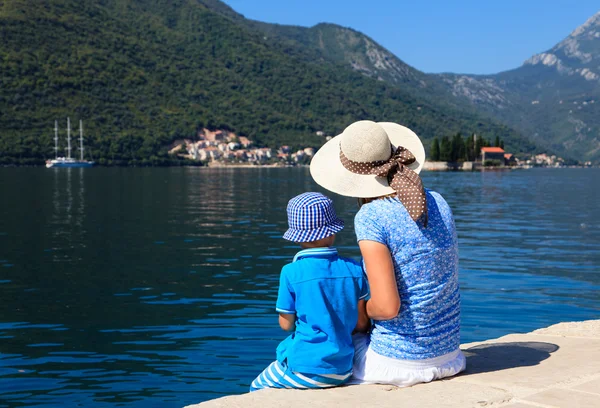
[494,135,500,147]
[430,137,440,161]
[474,134,484,161]
[440,136,451,162]
[451,132,464,162]
[465,134,475,161]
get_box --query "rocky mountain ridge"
[400,12,600,161]
[442,12,600,161]
[525,11,600,79]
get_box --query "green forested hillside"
[0,0,533,165]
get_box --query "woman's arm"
[353,299,371,333]
[278,313,296,331]
[359,240,400,320]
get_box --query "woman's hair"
[357,192,397,208]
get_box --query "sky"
[223,0,599,75]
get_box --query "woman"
[310,120,466,386]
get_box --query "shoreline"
[186,319,600,408]
[1,163,596,170]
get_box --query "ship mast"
[79,120,84,161]
[54,120,59,159]
[66,117,72,159]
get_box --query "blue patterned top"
[354,190,461,360]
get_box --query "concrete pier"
[422,161,482,171]
[186,320,600,408]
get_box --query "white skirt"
[349,333,466,387]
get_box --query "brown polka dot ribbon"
[340,145,428,226]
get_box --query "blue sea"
[0,167,598,407]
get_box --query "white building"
[303,147,315,156]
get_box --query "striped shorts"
[250,360,352,392]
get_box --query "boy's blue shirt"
[275,247,369,374]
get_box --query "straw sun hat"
[310,120,426,199]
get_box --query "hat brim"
[310,122,426,198]
[283,218,344,243]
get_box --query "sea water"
[0,167,598,407]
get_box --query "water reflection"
[49,168,87,258]
[0,167,598,407]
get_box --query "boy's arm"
[278,313,296,332]
[354,260,371,334]
[353,299,370,333]
[276,267,296,332]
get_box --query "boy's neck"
[300,243,332,249]
[299,235,335,249]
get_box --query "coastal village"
[168,128,571,169]
[168,128,315,166]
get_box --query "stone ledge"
[186,320,600,408]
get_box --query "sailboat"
[46,118,95,168]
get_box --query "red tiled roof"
[481,147,505,153]
[504,153,513,159]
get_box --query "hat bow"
[340,145,428,226]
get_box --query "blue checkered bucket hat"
[283,192,345,243]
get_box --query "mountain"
[440,12,600,162]
[240,6,599,162]
[0,0,534,165]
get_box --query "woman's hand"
[359,240,400,320]
[278,313,296,332]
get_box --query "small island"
[422,133,574,170]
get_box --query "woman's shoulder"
[426,189,452,210]
[425,188,445,202]
[425,189,456,231]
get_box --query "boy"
[250,192,369,391]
